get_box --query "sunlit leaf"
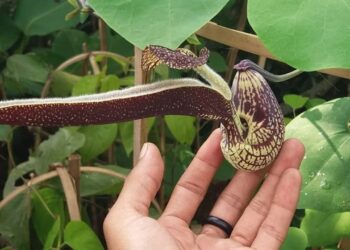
[301,209,350,247]
[248,0,350,70]
[87,0,229,49]
[286,98,350,212]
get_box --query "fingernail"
[139,143,149,159]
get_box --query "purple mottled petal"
[142,45,209,71]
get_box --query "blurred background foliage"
[0,0,349,249]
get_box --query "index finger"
[159,129,223,225]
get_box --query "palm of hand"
[104,130,304,250]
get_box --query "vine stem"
[40,51,133,98]
[0,166,162,214]
[56,164,81,221]
[224,0,247,83]
[133,48,148,164]
[98,18,108,67]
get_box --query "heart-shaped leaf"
[165,115,196,145]
[281,227,308,250]
[248,0,350,70]
[301,209,350,247]
[286,98,350,212]
[14,0,79,36]
[87,0,229,49]
[64,221,104,250]
[283,94,309,110]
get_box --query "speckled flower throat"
[0,46,300,171]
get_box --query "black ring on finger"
[204,215,233,237]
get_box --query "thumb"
[110,143,164,216]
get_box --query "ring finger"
[201,139,303,238]
[201,168,266,237]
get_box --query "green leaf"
[119,118,155,156]
[88,0,229,49]
[305,98,326,110]
[207,51,227,73]
[286,98,350,212]
[281,227,308,250]
[34,128,85,173]
[4,128,85,195]
[3,53,49,97]
[301,209,350,247]
[283,94,309,110]
[214,160,235,181]
[14,0,79,36]
[100,75,120,92]
[43,217,61,250]
[31,188,66,245]
[164,144,194,197]
[165,115,196,145]
[118,121,134,156]
[0,125,12,142]
[5,54,49,83]
[71,75,100,96]
[248,0,350,70]
[0,15,20,51]
[64,221,104,250]
[119,76,135,87]
[52,29,88,60]
[80,165,129,196]
[284,117,293,126]
[0,194,31,250]
[186,33,201,45]
[78,124,118,163]
[50,70,81,97]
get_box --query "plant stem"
[98,18,108,67]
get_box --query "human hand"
[103,129,304,250]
